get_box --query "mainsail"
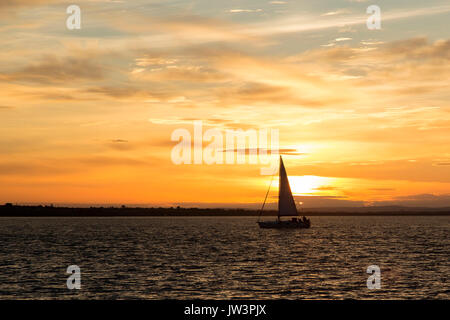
[278,156,298,217]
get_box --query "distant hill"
[0,203,449,217]
[297,205,450,213]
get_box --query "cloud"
[127,46,352,109]
[85,86,141,98]
[1,0,54,5]
[315,186,338,191]
[246,5,450,37]
[111,13,262,47]
[215,82,336,108]
[0,156,153,177]
[0,0,59,8]
[0,162,75,176]
[148,117,262,131]
[321,9,351,16]
[375,194,450,208]
[221,148,306,156]
[82,85,178,103]
[77,156,151,167]
[335,37,352,42]
[133,65,228,83]
[106,140,134,151]
[290,158,450,184]
[433,162,450,166]
[229,9,263,13]
[2,55,104,84]
[311,37,450,63]
[384,37,450,60]
[96,5,450,49]
[291,38,450,97]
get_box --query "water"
[0,216,448,299]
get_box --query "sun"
[286,175,332,196]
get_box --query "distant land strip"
[0,204,449,217]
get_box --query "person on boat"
[303,216,310,226]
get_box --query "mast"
[278,156,281,221]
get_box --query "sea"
[0,216,448,299]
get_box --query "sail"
[278,156,298,217]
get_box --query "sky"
[0,0,449,208]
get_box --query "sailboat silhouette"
[258,156,311,229]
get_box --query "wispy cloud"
[245,5,450,36]
[335,37,352,42]
[1,55,104,84]
[221,148,306,156]
[321,9,351,16]
[229,9,263,13]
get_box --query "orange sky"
[0,1,449,208]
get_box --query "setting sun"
[273,175,333,196]
[290,175,333,196]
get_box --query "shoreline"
[1,204,449,217]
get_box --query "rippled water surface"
[0,216,448,299]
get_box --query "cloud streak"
[1,55,104,84]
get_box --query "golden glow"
[289,175,332,196]
[273,175,333,196]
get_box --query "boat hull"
[258,220,310,229]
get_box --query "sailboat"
[257,156,311,229]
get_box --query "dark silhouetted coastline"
[0,203,449,217]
